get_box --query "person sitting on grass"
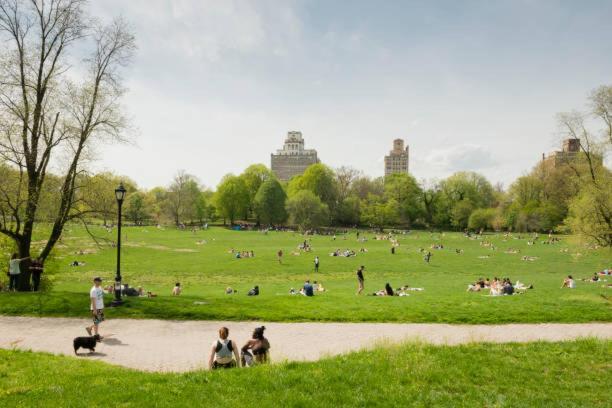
[490,277,501,296]
[209,327,240,370]
[248,285,259,296]
[303,280,314,297]
[561,275,576,288]
[225,287,237,294]
[241,326,270,366]
[172,282,182,296]
[314,281,325,292]
[371,283,396,296]
[502,278,514,295]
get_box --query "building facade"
[542,138,581,169]
[384,139,410,176]
[271,131,319,181]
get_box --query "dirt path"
[0,316,610,372]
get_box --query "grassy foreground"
[1,340,610,407]
[1,226,610,323]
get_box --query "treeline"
[1,87,610,247]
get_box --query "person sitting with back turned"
[172,282,182,296]
[241,326,270,366]
[209,327,240,369]
[303,280,314,297]
[248,285,259,296]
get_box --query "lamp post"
[111,183,127,307]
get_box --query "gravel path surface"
[1,316,610,372]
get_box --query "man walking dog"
[86,277,105,338]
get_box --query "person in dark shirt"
[356,266,365,295]
[385,283,395,296]
[314,256,320,273]
[248,285,259,296]
[303,280,314,297]
[30,258,44,291]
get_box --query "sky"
[86,0,612,190]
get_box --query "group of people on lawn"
[86,277,270,370]
[467,277,533,295]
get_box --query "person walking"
[30,258,44,291]
[314,256,320,273]
[356,265,365,295]
[8,253,29,291]
[86,277,105,338]
[277,249,283,264]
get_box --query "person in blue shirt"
[303,280,314,297]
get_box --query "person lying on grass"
[467,278,487,292]
[241,326,270,366]
[209,327,240,370]
[582,273,601,283]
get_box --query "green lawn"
[1,340,610,407]
[0,226,610,323]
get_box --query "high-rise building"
[271,131,319,181]
[384,139,409,176]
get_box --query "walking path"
[1,316,610,372]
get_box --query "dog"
[73,334,101,354]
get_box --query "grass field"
[1,340,610,407]
[0,226,610,323]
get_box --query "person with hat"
[86,277,105,338]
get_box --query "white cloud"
[420,144,496,172]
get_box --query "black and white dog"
[73,334,101,354]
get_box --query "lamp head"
[115,183,127,203]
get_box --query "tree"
[241,164,272,220]
[0,1,135,290]
[286,190,329,230]
[165,171,194,226]
[335,196,361,226]
[288,163,338,211]
[80,173,135,226]
[438,172,495,230]
[556,85,612,245]
[360,195,400,231]
[468,208,496,230]
[215,175,249,225]
[383,173,423,226]
[254,178,287,226]
[565,171,612,247]
[335,166,361,202]
[125,192,152,225]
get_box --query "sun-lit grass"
[0,340,610,407]
[0,225,610,323]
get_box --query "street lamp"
[111,183,127,306]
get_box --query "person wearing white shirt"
[86,277,105,338]
[8,253,29,291]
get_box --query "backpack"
[215,340,233,358]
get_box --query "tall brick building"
[271,131,319,181]
[384,139,410,176]
[542,138,581,169]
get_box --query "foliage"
[468,208,496,230]
[214,175,250,225]
[254,178,287,226]
[286,190,329,230]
